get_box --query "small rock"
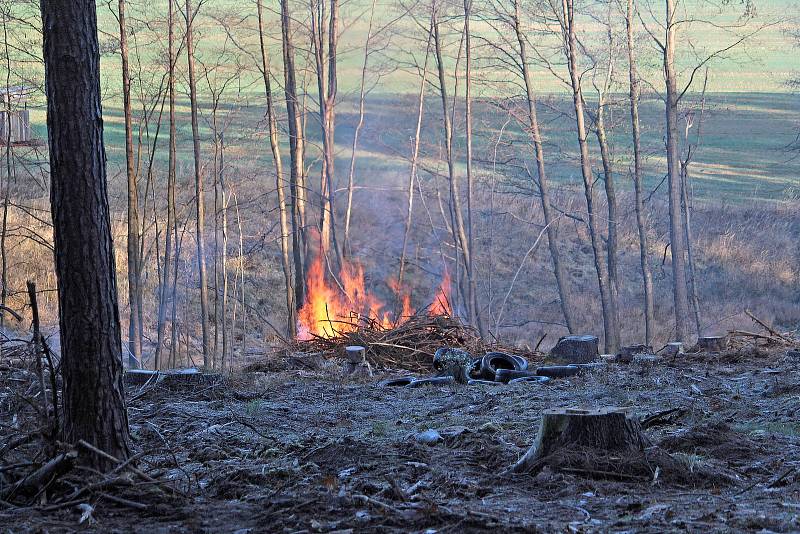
[786,349,800,359]
[549,335,599,364]
[413,429,442,445]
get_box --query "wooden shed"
[0,86,31,144]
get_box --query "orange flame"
[296,253,452,339]
[429,269,452,316]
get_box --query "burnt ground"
[2,346,800,533]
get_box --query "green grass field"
[16,0,800,204]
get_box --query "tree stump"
[549,335,599,364]
[617,344,652,363]
[664,342,684,357]
[697,336,728,353]
[510,407,647,474]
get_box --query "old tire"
[480,352,525,380]
[408,376,455,388]
[508,375,551,385]
[379,377,416,387]
[494,368,539,384]
[535,365,580,379]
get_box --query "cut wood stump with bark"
[549,335,599,364]
[696,336,728,353]
[508,406,701,483]
[510,407,647,474]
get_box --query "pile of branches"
[1,287,184,518]
[727,310,799,348]
[292,312,529,372]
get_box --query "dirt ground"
[2,344,800,533]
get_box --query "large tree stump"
[510,407,647,474]
[549,335,599,364]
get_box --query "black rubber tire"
[494,368,539,383]
[379,377,416,387]
[480,352,525,379]
[510,354,529,371]
[508,375,551,385]
[408,376,455,387]
[535,365,580,378]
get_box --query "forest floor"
[2,343,800,532]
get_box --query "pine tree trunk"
[41,0,131,465]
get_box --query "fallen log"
[1,449,78,501]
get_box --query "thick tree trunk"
[281,0,307,309]
[41,0,131,465]
[561,0,617,353]
[118,0,141,368]
[184,0,212,367]
[513,0,577,333]
[664,0,689,341]
[625,0,655,348]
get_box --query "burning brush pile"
[290,254,524,373]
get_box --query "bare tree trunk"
[664,0,689,342]
[681,70,708,338]
[343,0,376,256]
[258,0,296,337]
[170,218,183,368]
[118,0,141,368]
[219,135,228,369]
[625,0,655,348]
[1,14,12,331]
[432,11,476,325]
[281,0,307,309]
[561,0,617,352]
[512,0,577,333]
[41,0,131,465]
[155,0,177,370]
[398,20,433,288]
[185,0,212,367]
[593,73,621,349]
[462,0,482,332]
[309,0,342,264]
